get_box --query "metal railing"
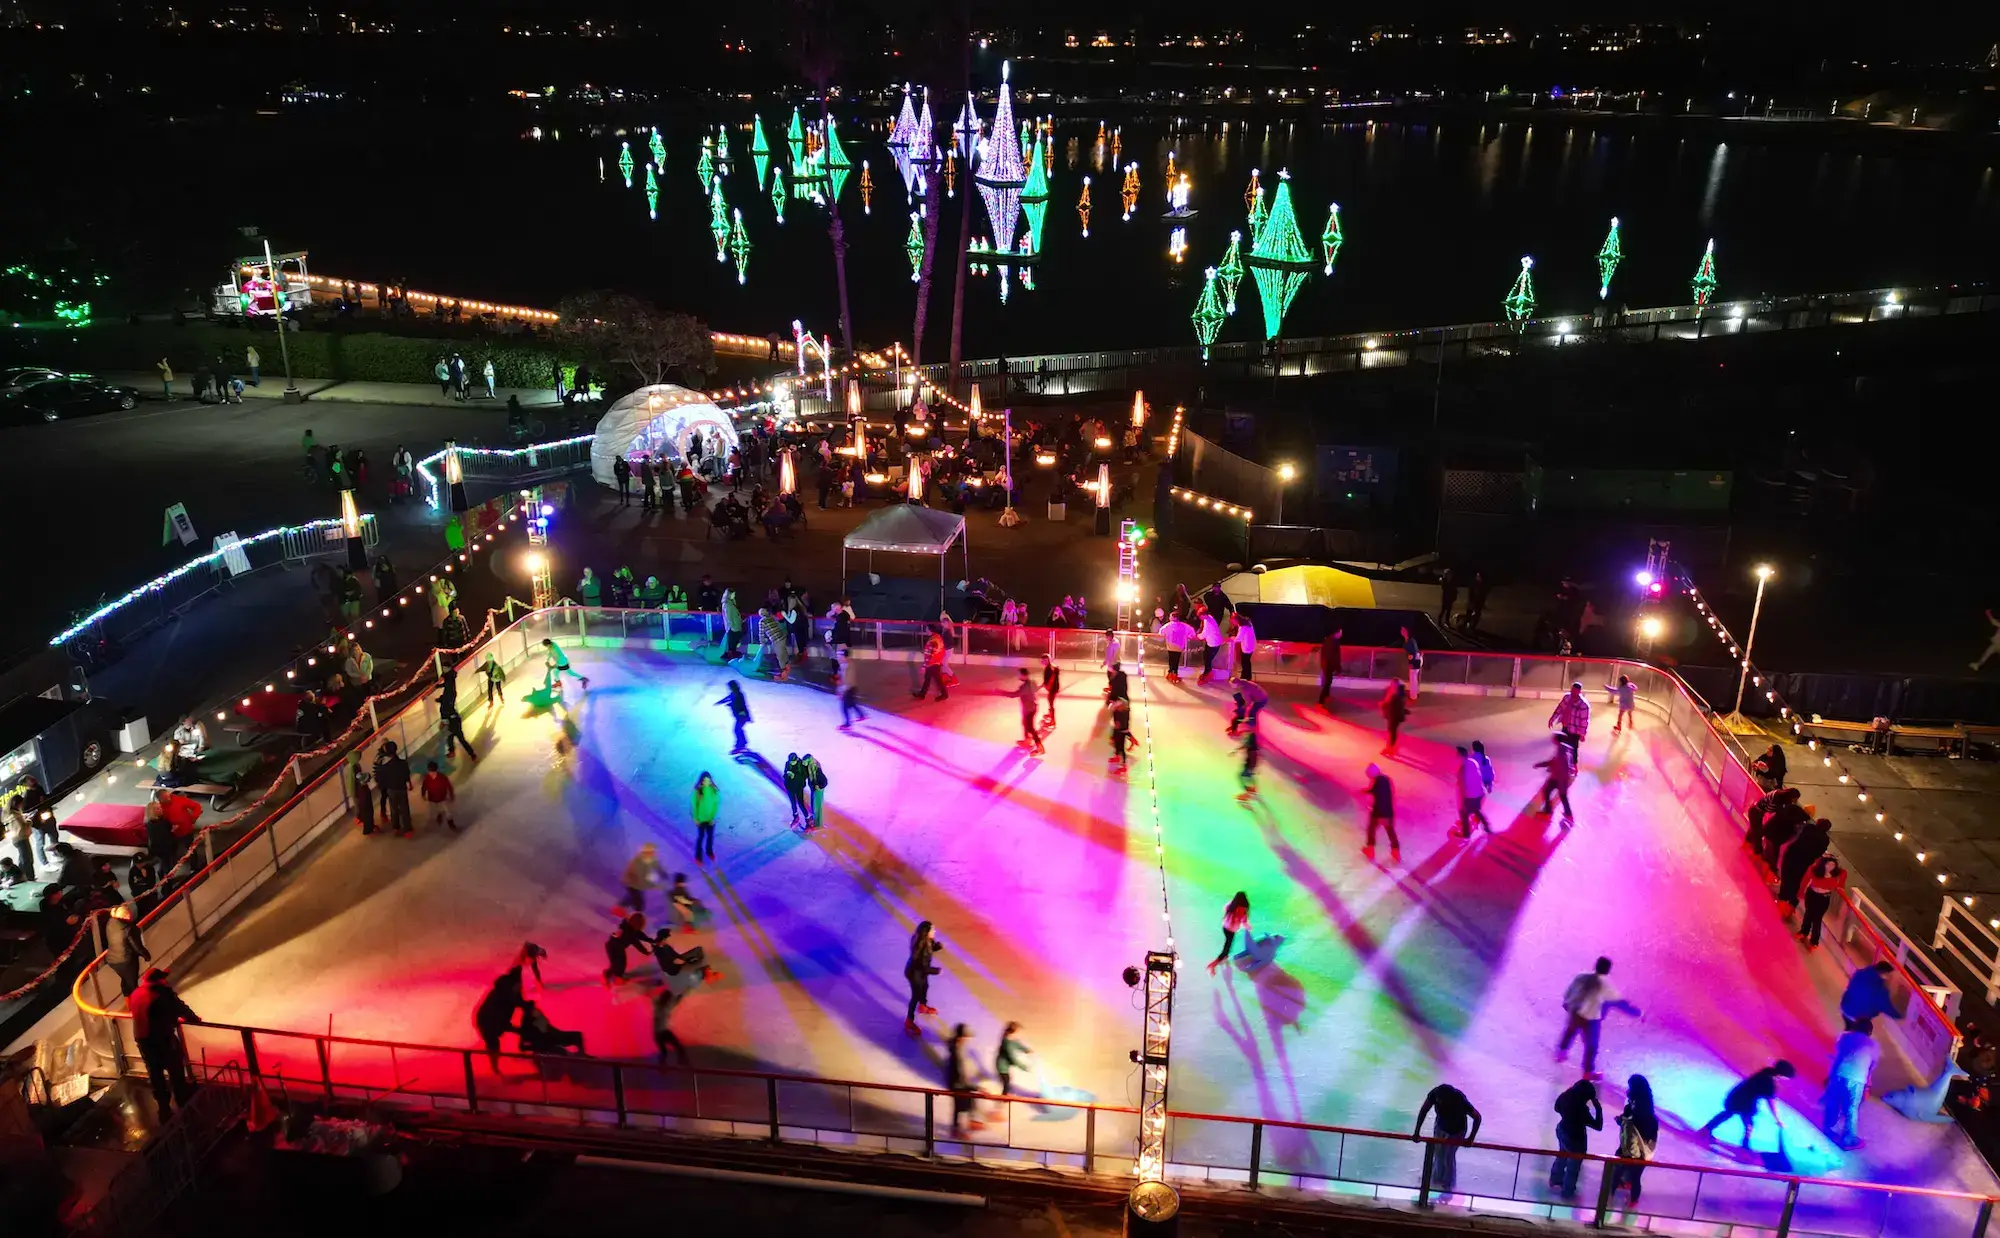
[416,435,596,510]
[66,1021,1992,1238]
[912,283,1996,391]
[65,1064,249,1238]
[1937,899,2000,1006]
[278,514,379,563]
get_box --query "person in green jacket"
[691,771,719,862]
[638,575,667,608]
[665,582,689,612]
[996,1022,1034,1095]
[577,567,603,609]
[721,588,745,660]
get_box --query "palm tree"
[783,0,855,361]
[898,0,970,372]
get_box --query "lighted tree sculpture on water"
[787,108,806,165]
[1078,177,1092,236]
[648,127,666,173]
[891,85,917,149]
[823,117,853,202]
[974,62,1028,256]
[1121,164,1139,220]
[751,115,772,189]
[1503,257,1536,331]
[1691,238,1718,307]
[1217,231,1245,316]
[618,142,634,188]
[1597,217,1622,300]
[771,168,786,223]
[1247,183,1267,243]
[1021,133,1050,253]
[697,138,714,193]
[1192,267,1226,359]
[1244,171,1314,341]
[644,165,659,219]
[729,210,751,285]
[1321,203,1344,276]
[906,212,925,282]
[710,179,730,262]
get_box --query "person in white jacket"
[1158,613,1195,683]
[1196,605,1225,683]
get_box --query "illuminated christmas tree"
[1691,238,1717,307]
[648,127,666,172]
[729,209,751,285]
[1022,134,1048,202]
[891,84,917,147]
[645,165,659,219]
[1166,151,1177,207]
[717,125,731,164]
[860,161,873,214]
[751,115,772,188]
[697,138,714,192]
[1244,171,1314,341]
[1192,266,1226,359]
[911,88,936,164]
[973,61,1027,254]
[710,179,730,262]
[1217,231,1245,316]
[1023,197,1048,254]
[1321,203,1344,276]
[1247,184,1267,243]
[771,167,786,223]
[1121,163,1139,220]
[1078,176,1092,237]
[1020,119,1033,162]
[787,108,806,165]
[823,118,851,202]
[1503,256,1536,330]
[906,212,924,282]
[618,142,634,188]
[1597,217,1622,300]
[1244,168,1260,213]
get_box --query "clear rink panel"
[160,644,1998,1232]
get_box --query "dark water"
[35,107,2000,356]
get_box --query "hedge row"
[12,324,572,388]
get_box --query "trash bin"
[1124,1180,1179,1237]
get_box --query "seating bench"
[1889,723,1967,756]
[145,779,236,808]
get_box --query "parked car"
[0,365,69,393]
[0,377,140,423]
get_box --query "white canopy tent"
[589,384,741,489]
[841,505,970,609]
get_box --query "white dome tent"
[588,384,741,489]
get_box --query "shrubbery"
[9,323,569,388]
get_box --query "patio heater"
[778,448,797,496]
[1115,517,1140,631]
[338,487,368,571]
[442,440,469,513]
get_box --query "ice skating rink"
[167,647,1997,1223]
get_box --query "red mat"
[60,802,148,848]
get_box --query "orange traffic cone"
[246,1079,281,1132]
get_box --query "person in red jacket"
[912,631,949,701]
[420,761,460,832]
[130,968,201,1113]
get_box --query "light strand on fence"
[1680,571,1962,903]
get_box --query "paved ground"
[161,648,1996,1231]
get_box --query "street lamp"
[1730,564,1775,720]
[1276,462,1297,525]
[263,238,303,404]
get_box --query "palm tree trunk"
[822,98,855,360]
[946,21,973,398]
[912,160,941,368]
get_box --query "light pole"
[1637,614,1663,657]
[1730,564,1775,720]
[263,238,303,403]
[1275,462,1296,525]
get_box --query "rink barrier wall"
[64,608,1982,1232]
[89,1024,2000,1238]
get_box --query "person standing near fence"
[479,652,506,708]
[104,903,150,996]
[1196,604,1224,684]
[376,742,413,836]
[1317,627,1343,708]
[1401,626,1422,699]
[1549,1078,1603,1197]
[1041,654,1061,728]
[1232,610,1257,680]
[346,751,374,835]
[1158,611,1194,683]
[1822,1017,1880,1150]
[1413,1083,1482,1200]
[438,685,479,761]
[130,969,201,1115]
[1609,1075,1659,1202]
[1609,674,1637,733]
[996,1022,1034,1095]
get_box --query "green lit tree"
[1597,217,1622,300]
[1192,267,1225,358]
[1503,256,1536,331]
[1321,203,1344,276]
[1691,238,1717,307]
[1217,231,1244,316]
[1244,171,1314,341]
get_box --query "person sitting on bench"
[157,740,203,788]
[295,693,332,747]
[171,716,210,759]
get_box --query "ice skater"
[1557,956,1642,1079]
[1110,697,1133,769]
[1234,728,1259,800]
[1548,681,1590,760]
[800,752,827,829]
[437,688,479,761]
[783,754,810,827]
[1104,660,1129,705]
[717,681,751,753]
[541,638,590,693]
[1013,668,1044,754]
[473,964,527,1070]
[914,629,949,701]
[601,908,654,985]
[903,920,944,1035]
[1973,609,2000,672]
[839,683,865,727]
[516,1001,585,1056]
[691,772,719,863]
[1454,746,1487,838]
[1798,855,1845,948]
[1609,1075,1659,1202]
[1700,1060,1795,1149]
[1549,1078,1603,1197]
[1607,674,1637,732]
[479,651,506,708]
[1534,735,1577,826]
[1196,604,1224,684]
[996,1022,1035,1095]
[946,1023,985,1133]
[376,741,413,836]
[1207,892,1252,973]
[420,761,460,832]
[1413,1084,1482,1199]
[1041,654,1061,728]
[668,872,705,929]
[1823,1017,1880,1149]
[1401,626,1421,698]
[1226,676,1267,736]
[1361,763,1400,862]
[621,842,665,912]
[1380,680,1410,755]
